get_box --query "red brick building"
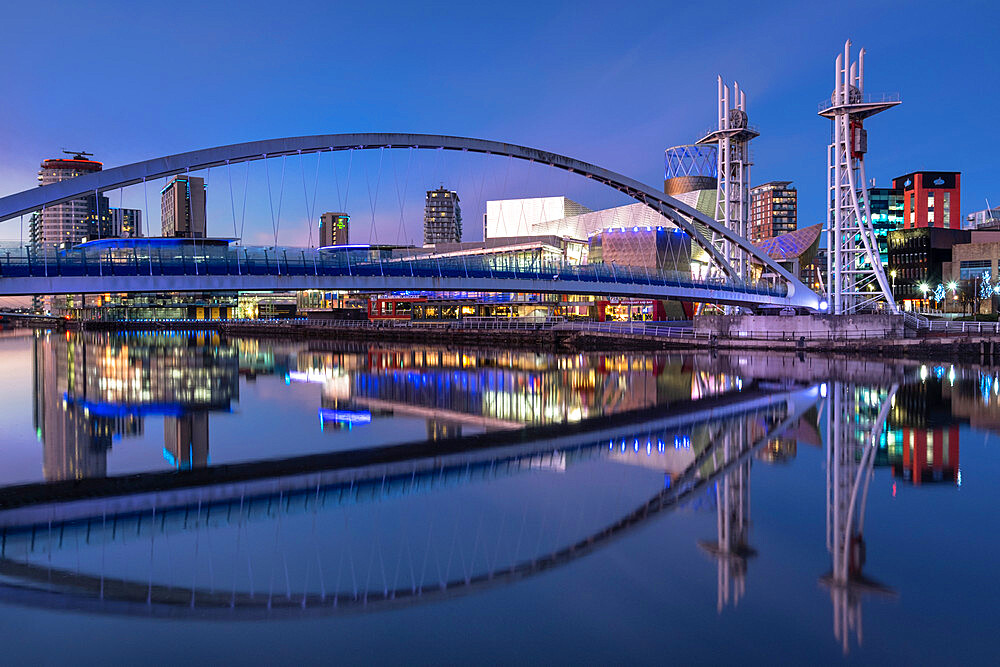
[749,181,796,241]
[894,171,961,230]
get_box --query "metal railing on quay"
[728,328,901,342]
[922,319,1000,335]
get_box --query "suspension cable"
[393,147,413,245]
[367,147,385,245]
[239,161,250,243]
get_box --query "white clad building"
[484,197,591,239]
[485,196,681,242]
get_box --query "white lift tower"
[698,77,758,284]
[819,41,900,314]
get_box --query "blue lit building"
[868,186,904,265]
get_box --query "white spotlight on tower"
[819,41,900,315]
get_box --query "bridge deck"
[0,244,806,307]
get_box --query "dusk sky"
[1,0,997,243]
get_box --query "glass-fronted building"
[868,186,904,265]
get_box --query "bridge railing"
[0,243,789,299]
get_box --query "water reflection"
[5,337,1000,660]
[0,381,816,618]
[28,331,746,483]
[821,383,899,654]
[33,331,238,480]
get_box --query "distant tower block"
[819,41,900,315]
[697,77,758,283]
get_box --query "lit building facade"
[319,212,349,246]
[801,247,827,294]
[941,231,1000,313]
[485,196,590,239]
[749,181,797,241]
[486,199,676,242]
[664,144,719,274]
[753,223,823,284]
[30,156,106,247]
[887,227,970,309]
[161,175,206,238]
[868,186,904,265]
[424,187,462,245]
[895,171,961,230]
[588,226,691,274]
[109,207,143,238]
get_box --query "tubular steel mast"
[819,41,900,314]
[699,77,758,285]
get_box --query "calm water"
[0,329,997,664]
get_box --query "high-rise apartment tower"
[161,175,206,238]
[424,187,462,245]
[30,153,105,248]
[319,212,350,247]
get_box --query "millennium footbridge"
[0,134,823,310]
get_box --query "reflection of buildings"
[33,332,239,481]
[164,414,210,469]
[292,347,710,431]
[888,375,961,485]
[427,421,462,441]
[33,334,142,481]
[755,438,796,463]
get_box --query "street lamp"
[919,282,929,313]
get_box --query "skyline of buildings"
[10,141,990,317]
[14,149,983,251]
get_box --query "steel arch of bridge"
[0,133,820,308]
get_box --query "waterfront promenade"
[35,314,1000,360]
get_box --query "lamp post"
[919,282,929,313]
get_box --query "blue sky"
[0,0,997,242]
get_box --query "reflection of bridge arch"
[0,133,816,306]
[0,385,819,619]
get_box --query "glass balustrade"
[0,243,788,298]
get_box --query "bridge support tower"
[819,41,900,315]
[698,77,758,287]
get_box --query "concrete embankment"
[68,317,1000,361]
